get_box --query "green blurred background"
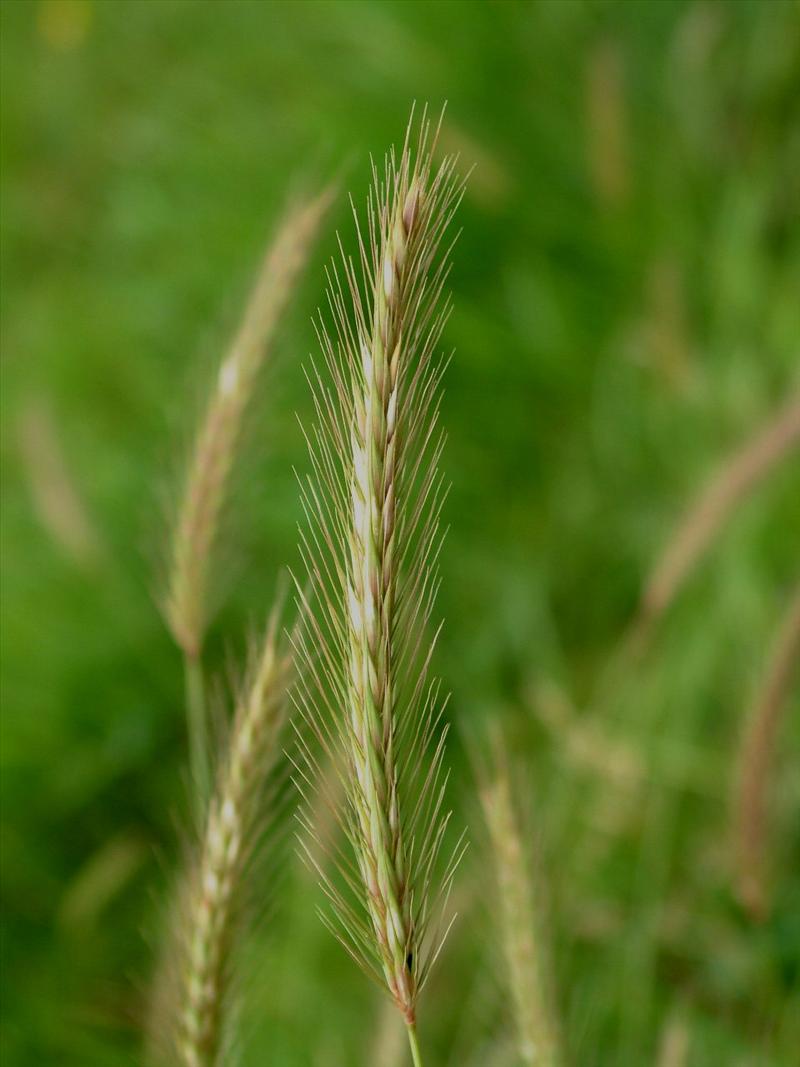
[2,0,799,1064]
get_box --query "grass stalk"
[633,392,800,646]
[184,652,210,813]
[478,733,562,1067]
[733,583,800,919]
[406,1024,424,1067]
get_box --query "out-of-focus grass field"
[1,1,799,1064]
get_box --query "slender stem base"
[406,1023,423,1067]
[184,652,209,816]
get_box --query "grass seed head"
[165,189,333,659]
[292,107,465,1033]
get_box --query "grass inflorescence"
[478,732,562,1067]
[165,189,332,801]
[291,109,465,1065]
[151,611,293,1067]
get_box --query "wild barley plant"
[164,190,331,802]
[292,114,465,1066]
[171,611,293,1067]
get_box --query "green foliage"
[1,1,798,1065]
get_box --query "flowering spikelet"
[175,612,292,1067]
[165,189,332,660]
[292,110,465,1042]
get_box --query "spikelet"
[165,189,332,660]
[291,109,465,1056]
[478,733,562,1067]
[174,611,292,1067]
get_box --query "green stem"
[406,1023,423,1067]
[184,651,210,814]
